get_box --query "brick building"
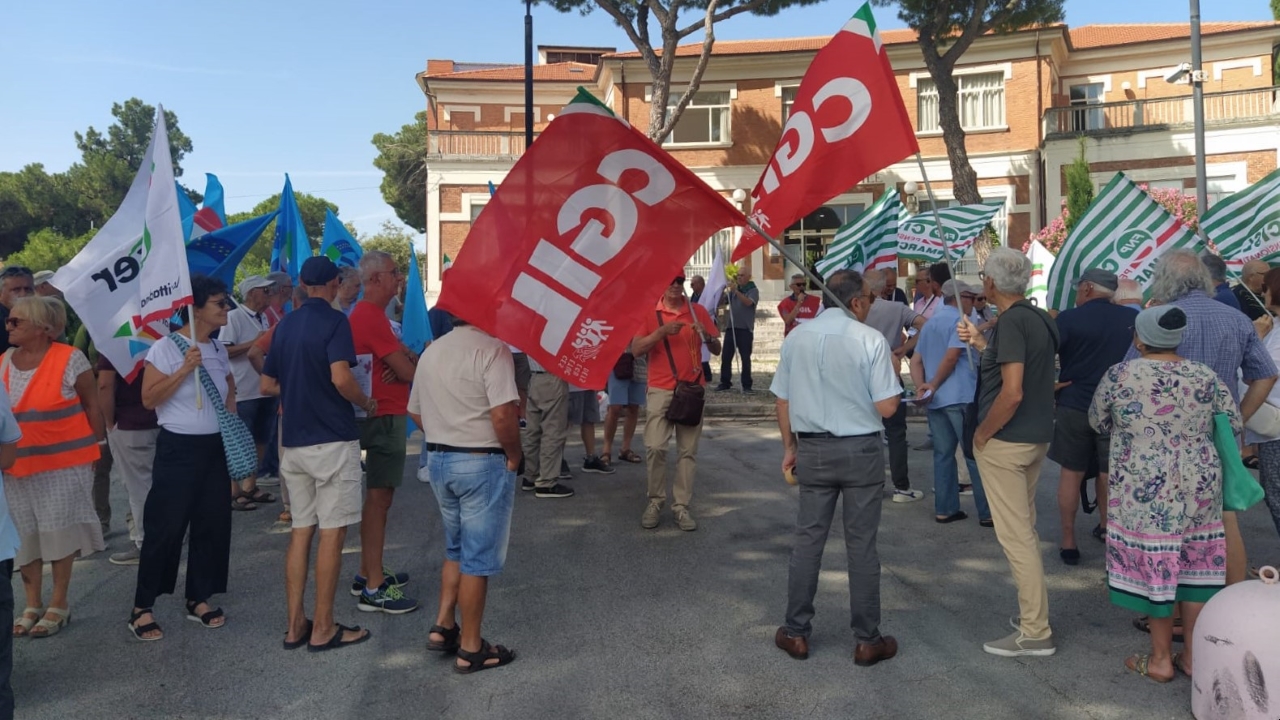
[417,21,1280,298]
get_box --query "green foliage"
[869,0,1064,46]
[360,221,420,274]
[4,228,93,272]
[1064,138,1093,234]
[535,0,829,19]
[1273,0,1280,20]
[371,113,427,232]
[230,191,340,279]
[1,98,192,261]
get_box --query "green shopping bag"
[1214,412,1265,512]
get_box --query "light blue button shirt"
[917,304,977,409]
[0,386,23,562]
[770,309,901,436]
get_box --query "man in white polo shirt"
[222,275,278,505]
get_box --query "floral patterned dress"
[1088,358,1240,617]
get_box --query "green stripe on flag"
[815,192,900,277]
[897,200,1003,263]
[1202,167,1280,268]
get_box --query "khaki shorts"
[281,440,363,529]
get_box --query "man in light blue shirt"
[0,385,23,720]
[770,270,901,667]
[910,280,991,526]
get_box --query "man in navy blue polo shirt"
[1049,268,1137,566]
[262,256,378,652]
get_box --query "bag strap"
[168,332,231,420]
[657,310,684,383]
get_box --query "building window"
[1070,83,1105,131]
[917,72,1006,132]
[781,86,798,123]
[666,91,731,145]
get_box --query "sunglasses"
[4,317,24,329]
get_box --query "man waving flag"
[732,2,917,261]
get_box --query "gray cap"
[238,275,274,297]
[1135,305,1187,349]
[941,279,976,297]
[266,271,292,286]
[1076,268,1119,292]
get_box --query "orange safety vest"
[3,343,100,478]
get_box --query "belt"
[424,443,505,455]
[796,431,879,439]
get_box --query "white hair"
[983,248,1031,296]
[358,250,395,282]
[1149,249,1212,303]
[1113,279,1143,304]
[862,269,887,294]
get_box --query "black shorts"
[1048,406,1109,474]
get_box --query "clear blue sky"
[0,0,1270,245]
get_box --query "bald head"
[1114,278,1143,306]
[1243,260,1270,293]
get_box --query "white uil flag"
[53,106,192,380]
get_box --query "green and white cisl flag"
[51,106,192,381]
[897,200,1003,263]
[1025,240,1055,308]
[1201,167,1280,273]
[1045,172,1197,311]
[814,192,901,278]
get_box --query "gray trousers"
[785,435,884,643]
[109,428,160,547]
[883,399,909,491]
[521,373,568,488]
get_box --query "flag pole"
[740,215,854,320]
[914,153,975,371]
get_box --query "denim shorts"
[605,374,647,407]
[427,451,516,576]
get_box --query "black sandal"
[283,619,313,650]
[426,624,461,653]
[1132,615,1184,643]
[244,488,277,504]
[231,494,258,512]
[308,624,371,652]
[1091,524,1106,543]
[185,600,225,628]
[129,608,163,641]
[454,639,517,674]
[1244,455,1260,469]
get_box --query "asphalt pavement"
[12,418,1278,719]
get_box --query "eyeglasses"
[4,317,25,329]
[207,298,234,310]
[975,296,987,302]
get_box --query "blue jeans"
[928,405,991,520]
[427,452,516,577]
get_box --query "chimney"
[426,59,455,75]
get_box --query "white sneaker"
[892,489,925,503]
[256,475,280,487]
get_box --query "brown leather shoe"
[774,627,809,660]
[853,635,898,667]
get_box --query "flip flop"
[244,489,277,504]
[1244,455,1261,469]
[308,624,371,652]
[283,619,314,650]
[1126,654,1175,683]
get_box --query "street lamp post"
[1190,0,1208,219]
[524,0,535,149]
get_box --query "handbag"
[613,352,635,381]
[657,310,705,426]
[169,332,259,482]
[1213,411,1265,512]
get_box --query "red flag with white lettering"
[436,90,745,388]
[731,2,918,261]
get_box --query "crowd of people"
[771,247,1280,690]
[0,240,1269,713]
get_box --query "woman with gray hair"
[1089,305,1238,682]
[957,247,1060,658]
[3,296,105,638]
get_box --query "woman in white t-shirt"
[1247,269,1280,549]
[129,276,236,641]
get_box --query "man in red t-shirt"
[631,276,721,532]
[777,274,822,336]
[349,251,420,614]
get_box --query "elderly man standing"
[0,267,34,353]
[772,269,900,666]
[778,274,822,336]
[910,280,990,525]
[1114,279,1144,312]
[335,267,361,316]
[411,316,522,673]
[716,267,758,394]
[688,276,713,383]
[263,271,293,327]
[1234,260,1270,321]
[1202,252,1243,311]
[633,275,721,531]
[1049,270,1136,565]
[222,275,278,507]
[862,269,926,502]
[882,268,909,304]
[1128,250,1277,588]
[519,357,574,499]
[351,251,419,613]
[958,248,1060,658]
[263,256,375,652]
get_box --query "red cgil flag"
[731,2,918,262]
[436,89,745,388]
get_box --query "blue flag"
[320,209,364,268]
[187,212,279,287]
[176,182,198,241]
[270,174,312,280]
[204,173,227,226]
[401,244,432,355]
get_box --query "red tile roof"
[603,29,920,59]
[423,61,597,82]
[1068,22,1280,49]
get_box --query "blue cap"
[299,256,339,286]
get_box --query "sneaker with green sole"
[357,582,418,614]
